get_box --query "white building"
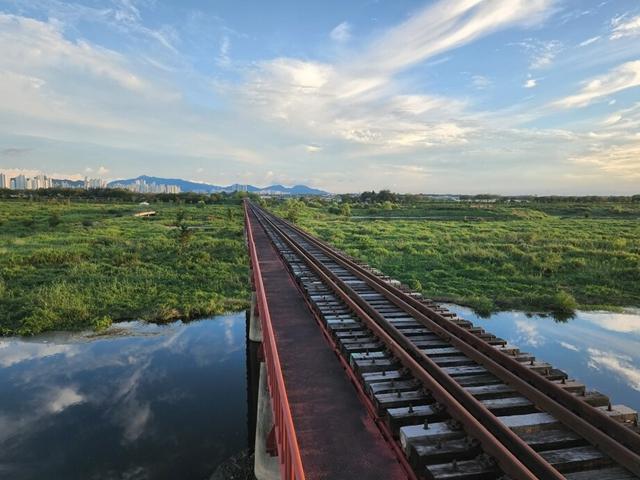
[86,178,106,189]
[12,174,27,190]
[0,173,6,189]
[31,174,53,189]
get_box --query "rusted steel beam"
[251,204,558,480]
[269,204,640,477]
[244,201,306,480]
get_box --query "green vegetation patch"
[0,200,249,335]
[270,197,640,318]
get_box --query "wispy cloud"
[237,0,554,153]
[514,38,563,69]
[524,78,538,88]
[610,14,640,40]
[559,341,579,351]
[554,60,640,108]
[579,35,600,47]
[216,35,231,67]
[472,75,492,90]
[47,387,85,413]
[588,348,640,391]
[330,21,351,43]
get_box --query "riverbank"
[0,200,249,335]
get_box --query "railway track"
[247,201,640,480]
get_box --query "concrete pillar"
[254,363,280,480]
[249,292,263,342]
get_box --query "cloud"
[1,147,32,157]
[588,348,640,391]
[0,14,145,91]
[217,35,231,67]
[514,38,562,69]
[0,341,76,367]
[524,78,538,88]
[47,387,85,413]
[515,320,544,347]
[238,0,554,154]
[610,14,640,40]
[570,142,640,179]
[97,166,109,175]
[554,61,640,108]
[559,341,579,351]
[330,22,351,43]
[580,312,640,334]
[472,75,492,90]
[305,144,322,153]
[365,0,555,76]
[579,36,600,47]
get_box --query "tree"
[340,203,351,217]
[284,199,305,223]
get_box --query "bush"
[48,213,62,228]
[82,220,93,227]
[551,290,577,315]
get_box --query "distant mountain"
[108,175,223,193]
[107,175,329,195]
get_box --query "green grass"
[270,199,640,317]
[0,200,249,335]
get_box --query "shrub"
[551,290,577,315]
[48,213,62,228]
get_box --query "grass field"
[0,200,248,335]
[271,199,640,318]
[2,195,638,335]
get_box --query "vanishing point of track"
[248,201,640,480]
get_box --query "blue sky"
[0,0,639,193]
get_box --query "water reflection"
[0,313,247,480]
[443,305,640,410]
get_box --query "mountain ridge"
[106,175,328,195]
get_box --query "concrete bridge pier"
[247,257,280,480]
[254,363,280,480]
[248,292,262,342]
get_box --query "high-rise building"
[0,173,7,189]
[12,174,27,190]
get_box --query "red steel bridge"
[243,200,640,480]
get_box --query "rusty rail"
[271,205,640,477]
[250,203,553,480]
[251,201,640,478]
[244,201,305,480]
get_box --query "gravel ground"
[209,449,256,480]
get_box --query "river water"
[444,305,640,411]
[0,307,638,479]
[0,313,248,480]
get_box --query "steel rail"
[244,202,306,480]
[250,203,557,480]
[262,219,420,480]
[262,204,640,476]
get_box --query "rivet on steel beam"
[423,419,429,430]
[408,403,414,413]
[561,377,566,384]
[382,370,386,377]
[396,389,401,398]
[390,379,395,387]
[435,440,441,449]
[607,402,612,412]
[530,358,534,366]
[452,459,458,471]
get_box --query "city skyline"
[1,1,639,194]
